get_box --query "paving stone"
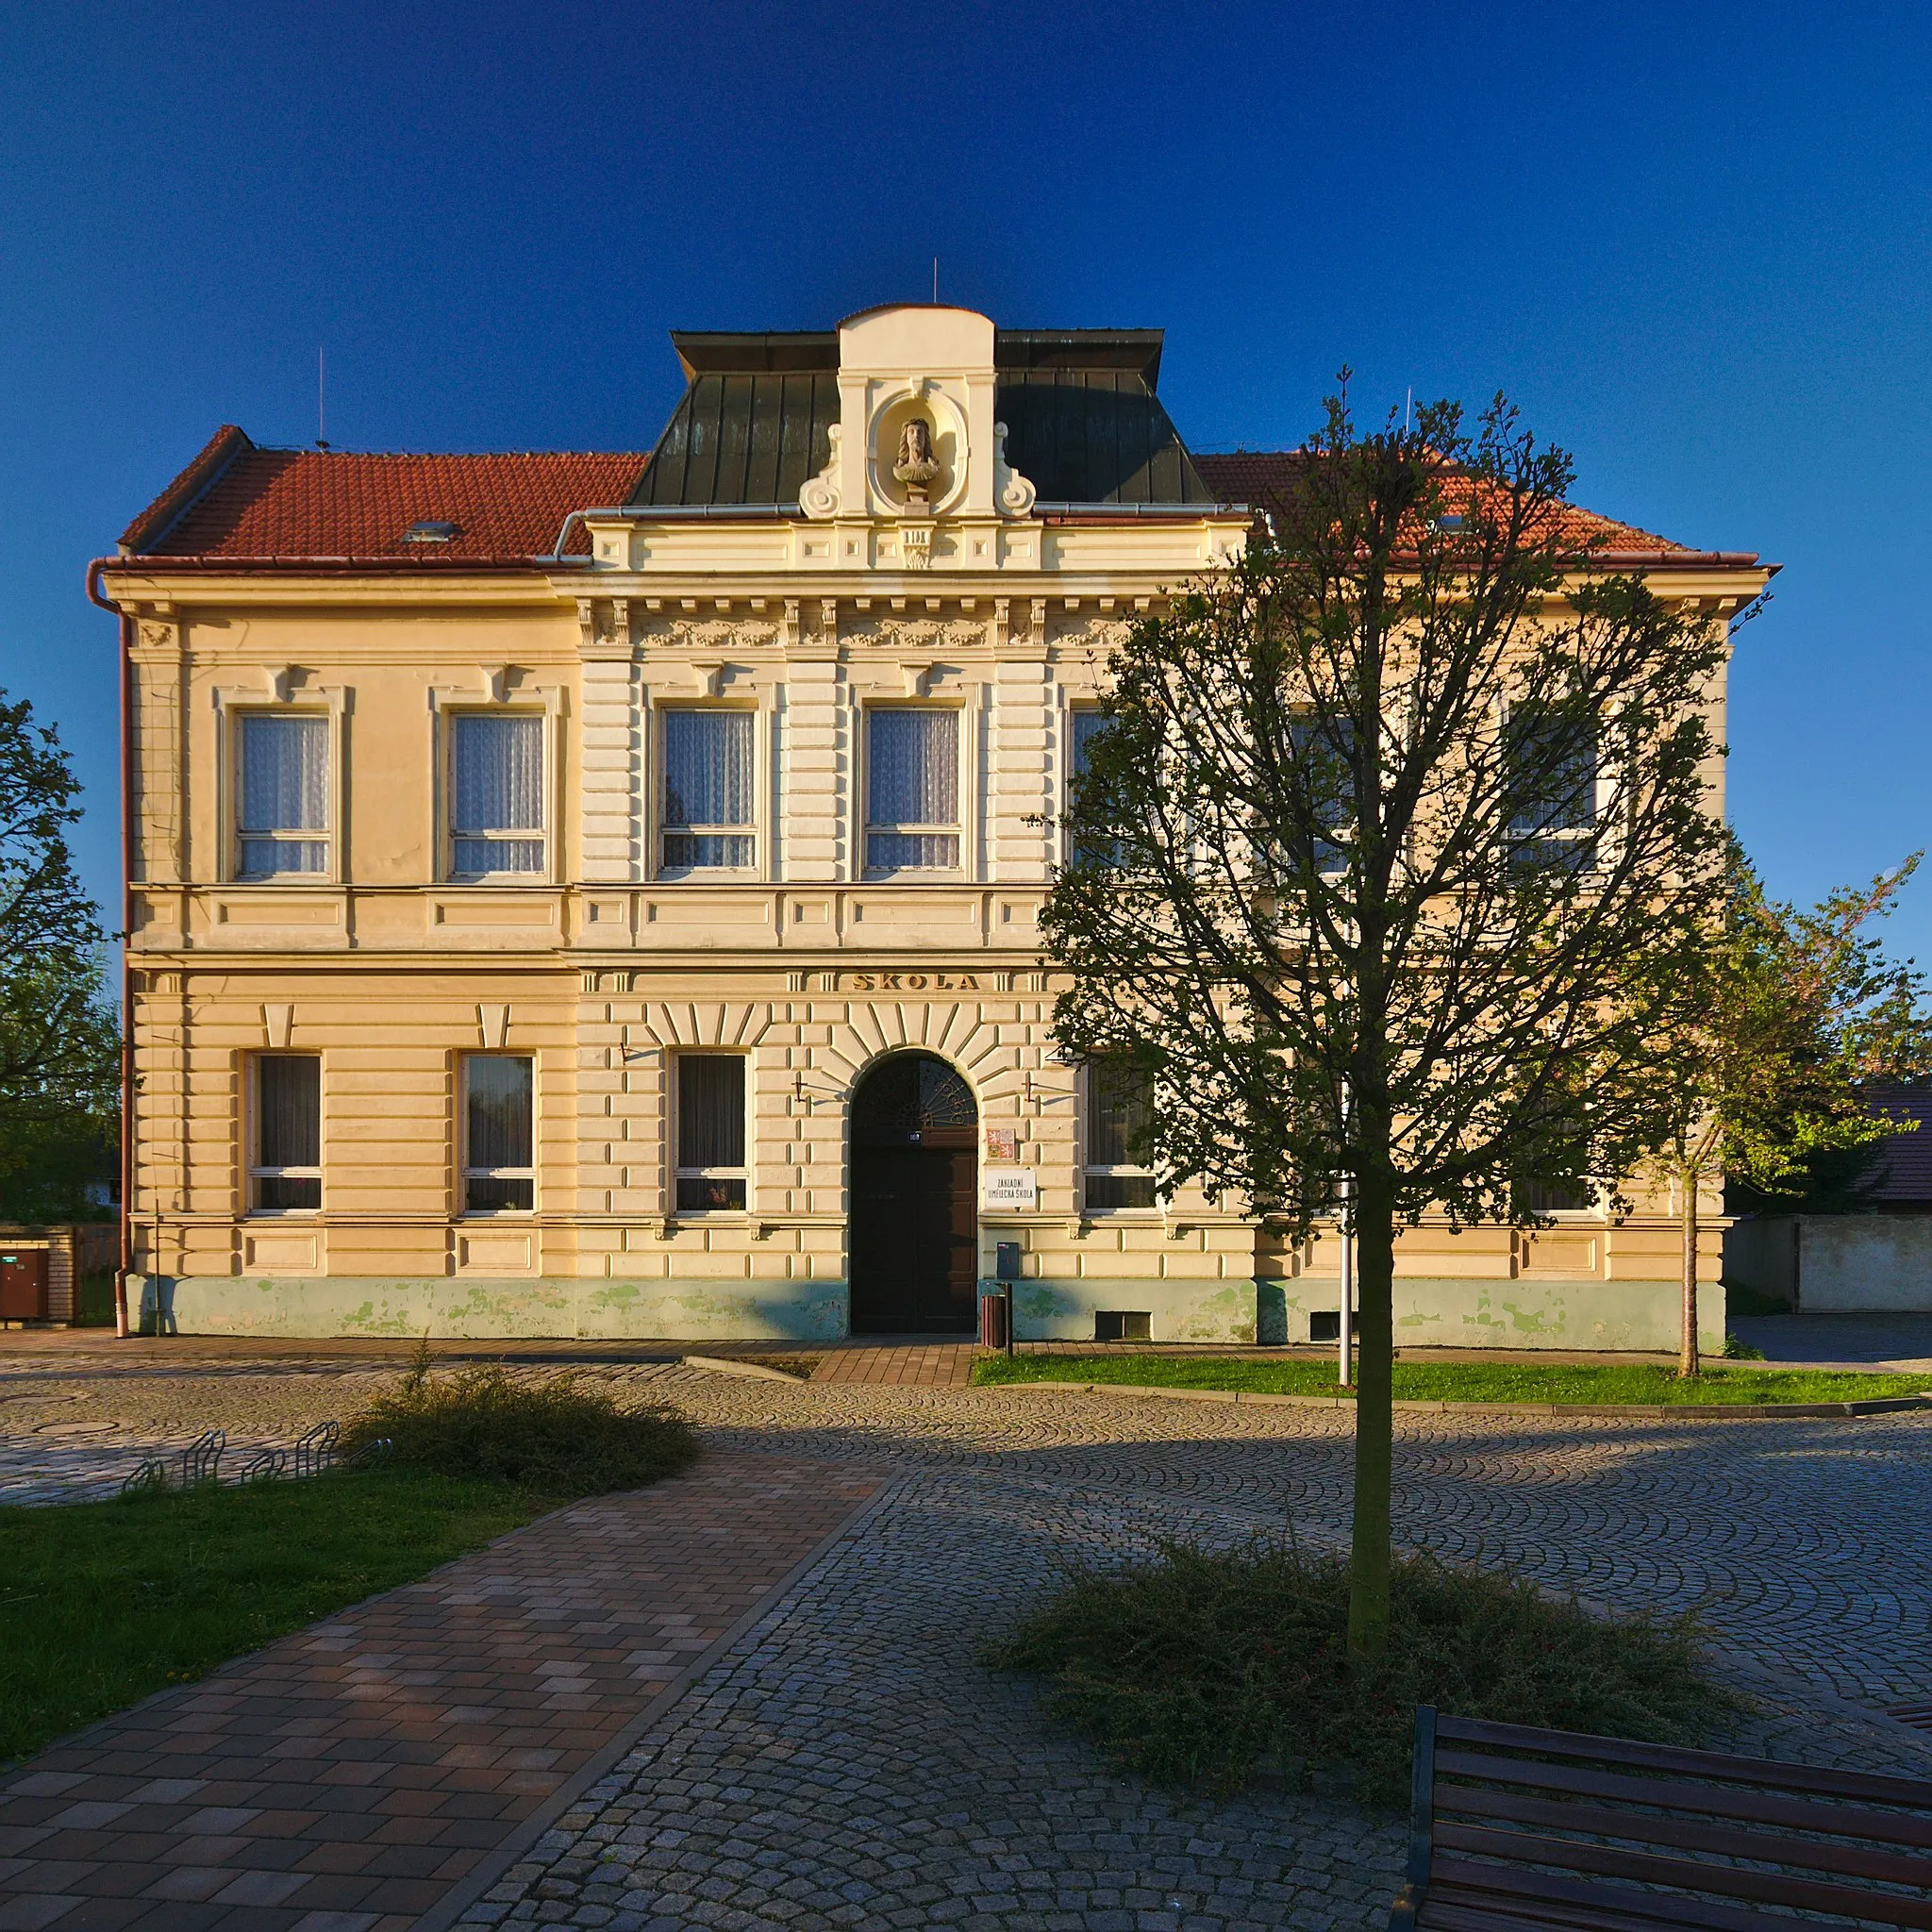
[458,1374,1932,1930]
[13,1358,1932,1927]
[0,1450,878,1930]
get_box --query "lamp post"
[1337,1079,1354,1390]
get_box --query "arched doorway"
[848,1053,978,1335]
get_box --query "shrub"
[341,1350,699,1497]
[988,1539,1738,1807]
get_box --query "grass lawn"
[972,1353,1932,1406]
[0,1469,551,1765]
[0,1360,702,1767]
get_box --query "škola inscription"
[842,972,980,991]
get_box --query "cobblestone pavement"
[11,1357,1932,1929]
[450,1371,1932,1932]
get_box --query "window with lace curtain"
[251,1056,321,1210]
[865,708,959,873]
[462,1056,534,1211]
[661,710,756,872]
[449,713,545,877]
[237,714,329,877]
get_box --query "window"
[675,1054,746,1211]
[1505,701,1596,871]
[1289,714,1356,877]
[1066,707,1116,867]
[1512,1097,1593,1214]
[1071,706,1107,781]
[463,1056,534,1210]
[451,714,544,876]
[1513,1178,1594,1215]
[866,708,959,872]
[237,714,328,877]
[661,710,755,871]
[252,1056,321,1210]
[1085,1056,1158,1209]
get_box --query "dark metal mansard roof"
[627,325,1215,510]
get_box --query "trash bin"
[978,1287,1008,1350]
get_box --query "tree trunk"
[1679,1165,1700,1378]
[1347,1170,1397,1657]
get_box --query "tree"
[1041,389,1733,1657]
[0,689,119,1216]
[1663,848,1932,1373]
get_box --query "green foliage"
[1043,388,1728,1237]
[0,1469,542,1764]
[0,687,120,1217]
[1679,848,1932,1205]
[989,1539,1736,1807]
[0,1101,115,1224]
[341,1350,699,1496]
[971,1352,1924,1405]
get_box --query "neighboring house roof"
[118,427,646,560]
[1865,1088,1932,1205]
[1191,450,1760,565]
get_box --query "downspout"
[88,559,136,1338]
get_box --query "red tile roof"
[114,430,1755,572]
[1191,451,1758,565]
[120,429,647,561]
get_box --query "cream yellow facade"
[102,306,1770,1347]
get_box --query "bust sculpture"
[891,415,941,511]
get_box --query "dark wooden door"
[848,1053,979,1335]
[0,1249,49,1321]
[850,1138,977,1333]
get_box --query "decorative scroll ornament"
[992,421,1037,518]
[799,423,841,520]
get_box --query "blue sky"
[2,2,1928,955]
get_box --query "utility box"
[994,1241,1023,1282]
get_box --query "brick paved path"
[0,1452,881,1931]
[808,1342,974,1387]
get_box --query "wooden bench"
[1389,1706,1932,1929]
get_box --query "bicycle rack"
[120,1457,168,1497]
[180,1428,225,1487]
[292,1419,341,1478]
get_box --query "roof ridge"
[241,444,650,459]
